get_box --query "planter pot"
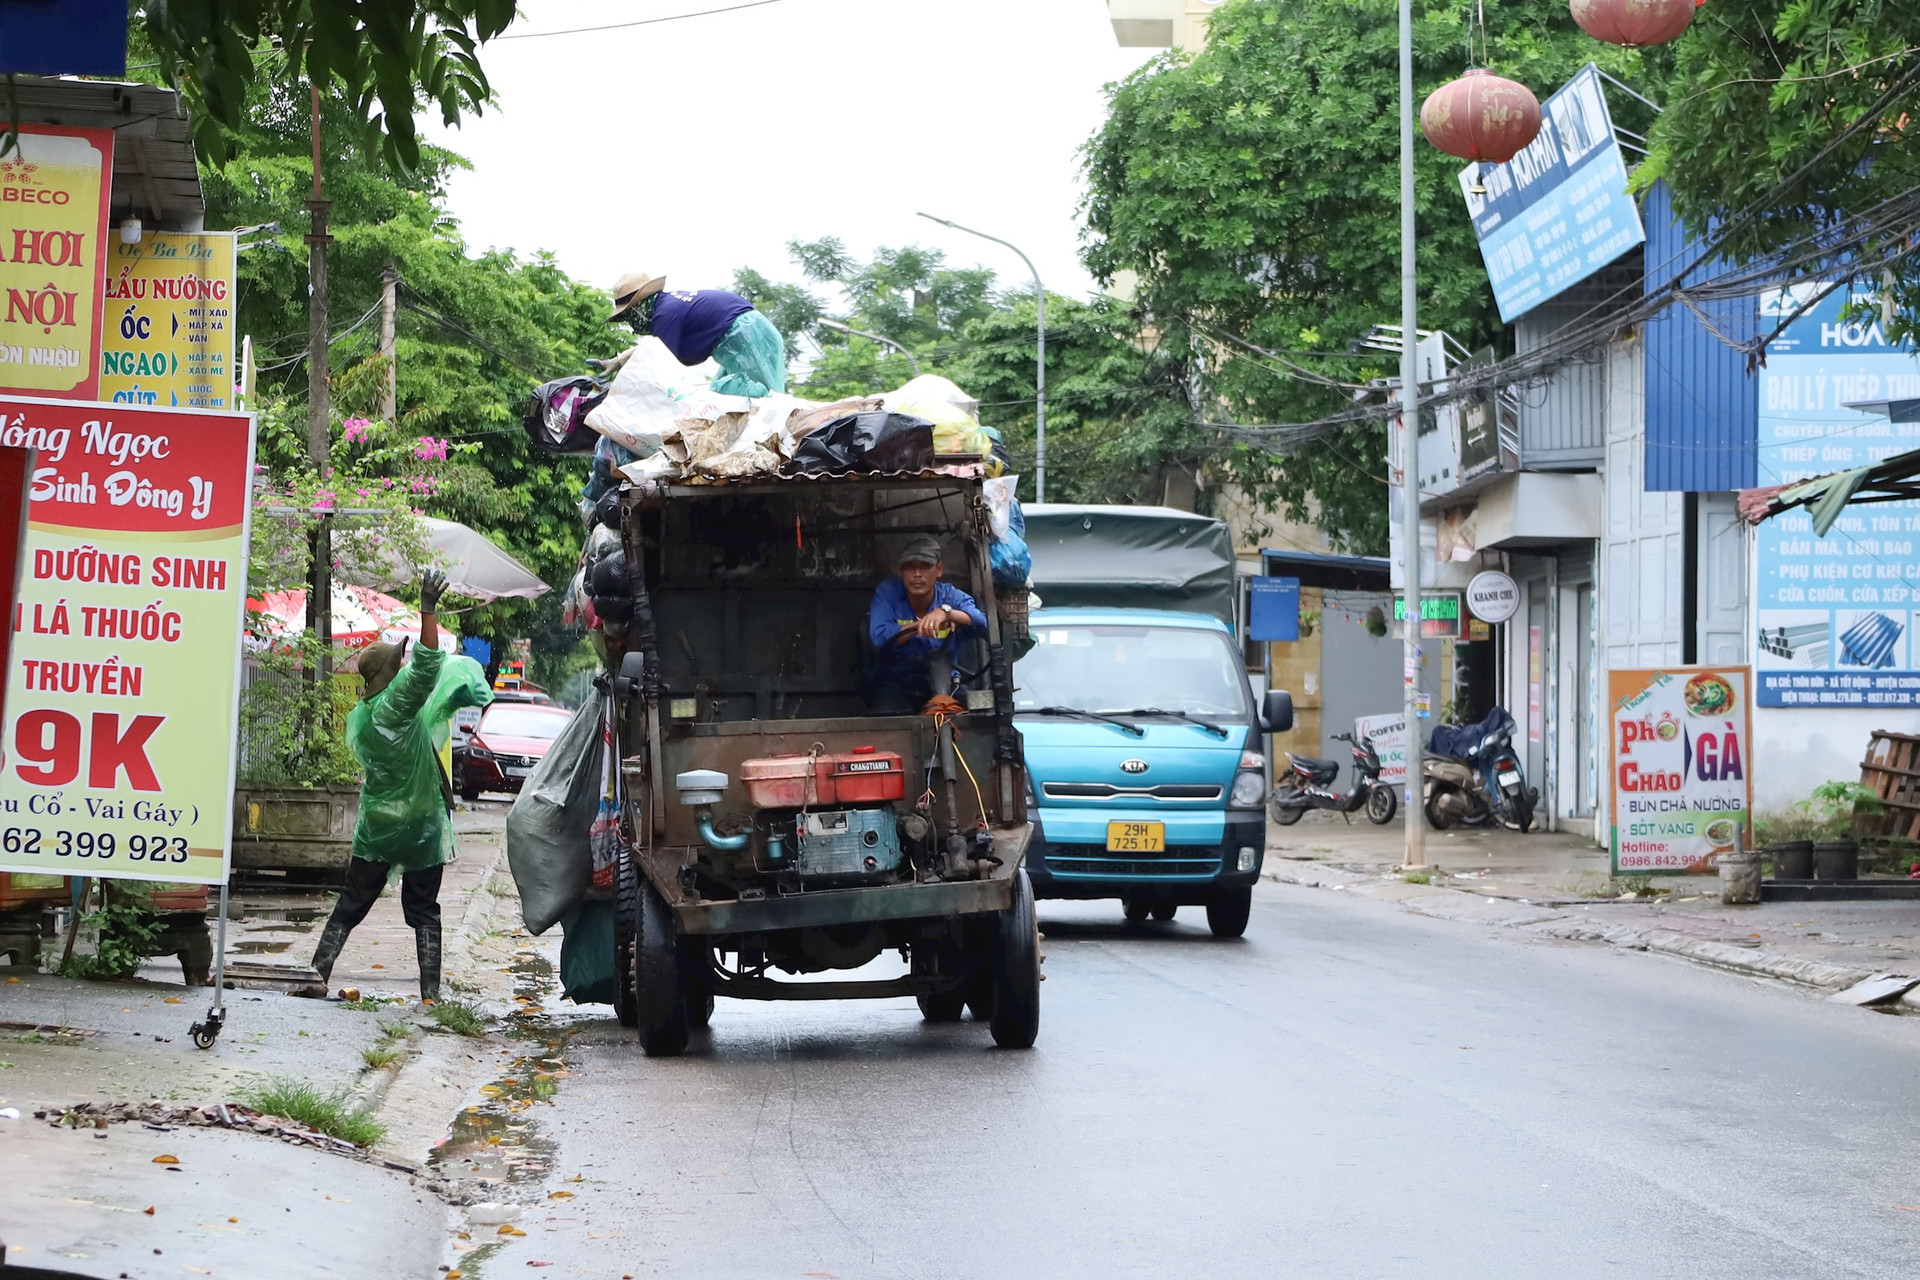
[1718,849,1762,905]
[1812,840,1860,881]
[232,786,360,875]
[1768,841,1814,879]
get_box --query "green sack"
[709,309,787,398]
[346,646,492,871]
[558,898,617,1005]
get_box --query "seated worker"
[866,535,988,714]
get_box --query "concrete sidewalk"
[1267,812,1920,997]
[0,801,520,1278]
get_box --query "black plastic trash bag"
[506,697,605,934]
[524,376,606,454]
[788,411,935,474]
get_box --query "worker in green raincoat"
[308,571,492,1001]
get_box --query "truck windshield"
[1014,625,1251,720]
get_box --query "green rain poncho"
[347,645,493,871]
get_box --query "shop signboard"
[1465,569,1519,624]
[1755,284,1920,706]
[1248,576,1300,642]
[1608,666,1752,875]
[99,232,237,409]
[0,396,255,885]
[1457,63,1645,322]
[1354,712,1408,786]
[0,124,112,400]
[1393,592,1463,639]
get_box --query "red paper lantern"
[1419,69,1543,164]
[1570,0,1697,47]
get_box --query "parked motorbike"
[1422,706,1536,832]
[1269,728,1398,826]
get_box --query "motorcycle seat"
[1287,754,1341,780]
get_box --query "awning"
[1738,447,1920,535]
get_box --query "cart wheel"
[964,965,994,1021]
[989,870,1040,1049]
[189,1006,224,1050]
[912,936,964,1021]
[1151,902,1177,922]
[612,851,640,1029]
[635,878,689,1057]
[1122,899,1151,923]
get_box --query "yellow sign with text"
[100,232,237,410]
[0,126,114,399]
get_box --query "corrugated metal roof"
[11,76,204,230]
[1642,182,1758,491]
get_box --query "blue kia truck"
[1015,505,1291,937]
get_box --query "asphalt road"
[485,881,1920,1280]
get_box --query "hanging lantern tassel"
[1419,69,1543,164]
[1569,0,1698,48]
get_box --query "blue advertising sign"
[1458,64,1645,322]
[1755,284,1920,707]
[1249,577,1301,643]
[0,0,127,75]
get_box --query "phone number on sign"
[1,827,189,863]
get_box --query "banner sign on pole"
[100,232,237,410]
[1608,666,1752,875]
[1457,64,1645,323]
[0,396,256,885]
[0,124,113,401]
[1248,576,1301,642]
[1354,712,1408,786]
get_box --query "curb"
[1264,862,1882,993]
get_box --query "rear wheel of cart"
[990,870,1040,1049]
[912,931,965,1022]
[1151,902,1177,922]
[635,878,689,1057]
[611,851,639,1029]
[1122,899,1151,923]
[1206,887,1252,939]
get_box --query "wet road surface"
[461,881,1920,1279]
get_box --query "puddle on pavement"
[430,940,582,1191]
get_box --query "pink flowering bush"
[412,436,449,462]
[342,417,373,444]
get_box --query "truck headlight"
[1229,770,1266,809]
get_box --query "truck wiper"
[1025,706,1144,736]
[1115,707,1230,738]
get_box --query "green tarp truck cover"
[1023,504,1236,627]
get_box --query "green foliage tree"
[136,0,517,173]
[1080,0,1661,551]
[1641,1,1920,342]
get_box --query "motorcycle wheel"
[1269,785,1306,826]
[1424,790,1455,830]
[1365,785,1398,825]
[1511,795,1535,833]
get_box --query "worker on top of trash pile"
[306,570,492,1003]
[608,270,788,398]
[865,535,988,715]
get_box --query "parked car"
[452,684,558,781]
[459,702,574,801]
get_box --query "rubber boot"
[309,916,352,986]
[415,924,442,1003]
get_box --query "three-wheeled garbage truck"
[603,468,1038,1055]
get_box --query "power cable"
[496,0,791,40]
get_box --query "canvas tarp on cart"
[1023,504,1236,627]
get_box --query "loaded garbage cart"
[599,465,1038,1055]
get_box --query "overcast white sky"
[420,0,1159,305]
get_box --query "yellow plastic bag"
[894,398,1002,474]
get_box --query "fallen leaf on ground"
[151,1155,178,1165]
[547,1191,574,1200]
[527,1264,552,1269]
[498,1225,526,1237]
[370,964,384,969]
[227,1216,238,1223]
[143,1207,155,1215]
[447,1272,463,1280]
[162,997,182,1005]
[1896,1205,1920,1212]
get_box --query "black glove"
[419,568,448,613]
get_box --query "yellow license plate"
[1106,821,1165,852]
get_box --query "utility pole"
[305,84,334,674]
[379,260,398,422]
[1399,0,1426,869]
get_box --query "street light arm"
[916,211,1047,502]
[816,319,922,376]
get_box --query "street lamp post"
[917,212,1046,502]
[1399,0,1426,869]
[816,318,921,376]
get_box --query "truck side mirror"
[1262,689,1294,733]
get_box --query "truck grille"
[1040,783,1223,801]
[1044,845,1222,877]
